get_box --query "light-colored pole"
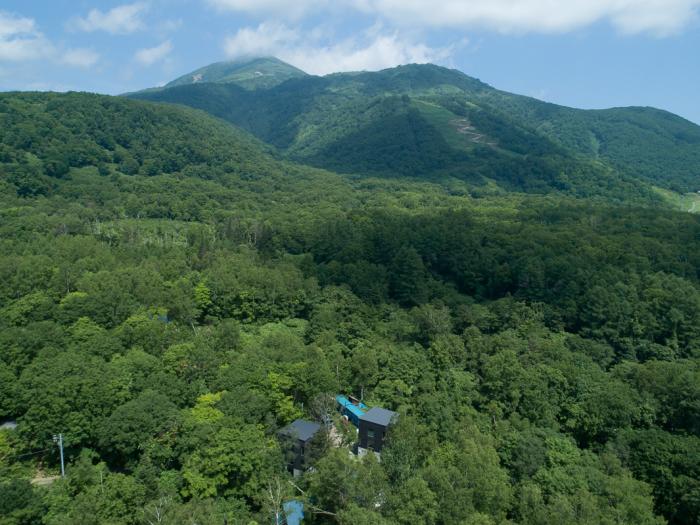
[53,434,65,478]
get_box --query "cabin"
[335,394,398,456]
[358,407,398,455]
[279,419,321,476]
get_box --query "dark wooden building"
[358,407,398,455]
[279,419,321,476]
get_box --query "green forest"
[1,83,699,525]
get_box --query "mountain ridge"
[128,57,700,195]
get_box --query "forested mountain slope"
[479,92,700,192]
[1,91,700,524]
[0,91,357,217]
[131,59,700,196]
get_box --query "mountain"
[129,58,700,198]
[164,57,307,90]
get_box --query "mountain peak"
[165,57,308,90]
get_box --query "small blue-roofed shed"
[335,395,367,426]
[283,500,304,525]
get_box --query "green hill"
[130,59,700,197]
[0,91,365,223]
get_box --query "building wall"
[283,438,306,472]
[358,420,388,453]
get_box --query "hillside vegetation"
[482,94,700,192]
[131,60,700,197]
[1,91,700,525]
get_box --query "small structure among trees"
[358,407,398,456]
[279,419,321,477]
[335,395,398,457]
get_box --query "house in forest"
[358,407,398,456]
[335,395,398,457]
[279,419,321,477]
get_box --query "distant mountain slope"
[0,91,349,213]
[164,57,307,90]
[0,92,272,184]
[475,92,700,192]
[130,59,700,197]
[129,64,655,203]
[0,93,374,226]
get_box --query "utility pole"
[53,434,65,478]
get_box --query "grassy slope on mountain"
[165,57,308,90]
[477,91,700,192]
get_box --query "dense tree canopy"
[0,91,698,524]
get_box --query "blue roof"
[335,395,366,419]
[284,500,304,525]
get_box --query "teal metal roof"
[335,395,366,419]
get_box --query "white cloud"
[358,0,700,36]
[223,22,300,57]
[209,0,700,37]
[0,11,35,38]
[207,0,322,19]
[223,22,453,75]
[0,11,99,68]
[0,11,52,61]
[72,3,147,35]
[61,48,100,68]
[285,34,454,75]
[135,40,173,66]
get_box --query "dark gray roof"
[280,419,321,442]
[360,407,398,426]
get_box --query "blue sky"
[1,0,699,123]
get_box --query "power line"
[0,443,66,481]
[3,447,53,461]
[0,448,54,477]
